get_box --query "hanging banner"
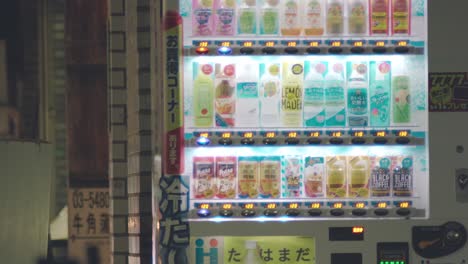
[429,72,468,112]
[163,8,185,175]
[190,236,316,264]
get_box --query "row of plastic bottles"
[191,0,412,37]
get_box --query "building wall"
[0,141,53,263]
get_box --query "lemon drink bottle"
[281,61,304,127]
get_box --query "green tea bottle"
[392,75,410,123]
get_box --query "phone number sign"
[68,188,110,264]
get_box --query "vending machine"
[157,0,468,263]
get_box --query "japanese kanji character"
[100,213,109,233]
[159,176,189,216]
[73,214,83,234]
[87,213,96,234]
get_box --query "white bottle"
[244,240,261,264]
[347,61,369,126]
[303,62,326,127]
[260,63,281,127]
[324,62,346,127]
[236,63,259,127]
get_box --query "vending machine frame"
[156,1,468,263]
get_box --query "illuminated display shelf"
[187,39,424,56]
[186,45,423,56]
[185,131,424,147]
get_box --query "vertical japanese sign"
[191,236,316,264]
[68,188,110,264]
[429,72,468,112]
[159,3,190,263]
[163,8,184,175]
[159,175,190,264]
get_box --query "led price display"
[200,204,210,209]
[221,41,231,47]
[333,203,343,209]
[311,203,321,209]
[331,131,342,137]
[265,132,276,138]
[399,202,410,208]
[355,202,365,209]
[288,203,299,209]
[221,132,231,139]
[309,132,320,137]
[287,41,297,47]
[243,132,254,138]
[352,226,364,234]
[265,41,275,47]
[375,131,387,137]
[244,203,254,209]
[288,132,298,138]
[222,204,232,210]
[377,202,388,208]
[376,41,385,47]
[199,41,209,47]
[199,132,209,138]
[243,41,253,47]
[331,41,341,47]
[309,41,319,47]
[353,131,364,137]
[398,41,408,47]
[397,131,409,137]
[353,41,363,47]
[266,203,277,209]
